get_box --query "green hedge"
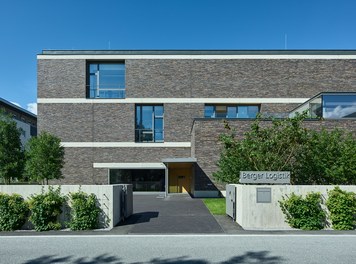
[0,193,29,231]
[28,187,66,231]
[326,187,356,230]
[68,191,100,230]
[279,192,326,230]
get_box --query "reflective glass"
[135,105,164,142]
[227,106,237,118]
[135,106,141,129]
[142,106,153,129]
[155,131,164,142]
[154,106,164,117]
[238,106,248,118]
[109,169,165,192]
[204,106,215,118]
[88,63,125,98]
[154,118,163,130]
[247,106,259,118]
[323,95,356,119]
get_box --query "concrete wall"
[0,184,132,229]
[229,184,356,230]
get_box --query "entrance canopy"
[162,157,197,163]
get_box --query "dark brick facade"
[37,53,356,194]
[126,59,356,98]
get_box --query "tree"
[213,113,308,184]
[0,112,24,184]
[213,113,356,185]
[25,132,65,184]
[294,129,356,185]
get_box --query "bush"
[68,191,100,230]
[326,187,356,230]
[0,193,29,231]
[279,192,326,230]
[29,187,66,231]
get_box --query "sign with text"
[239,171,290,184]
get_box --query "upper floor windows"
[204,105,259,118]
[289,93,356,119]
[88,62,125,99]
[135,105,164,143]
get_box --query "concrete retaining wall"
[0,184,132,229]
[229,184,356,230]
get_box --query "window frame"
[135,104,164,143]
[204,104,260,119]
[86,61,126,99]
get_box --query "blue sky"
[1,0,356,114]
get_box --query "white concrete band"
[61,142,191,148]
[37,54,356,60]
[93,162,166,169]
[38,98,308,104]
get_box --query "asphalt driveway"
[115,193,224,234]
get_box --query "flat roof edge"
[40,50,356,56]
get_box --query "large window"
[135,105,164,142]
[289,93,356,119]
[204,105,259,118]
[323,94,356,118]
[88,62,125,98]
[110,169,165,192]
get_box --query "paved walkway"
[114,194,225,234]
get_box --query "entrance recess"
[162,158,197,195]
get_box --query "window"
[289,93,356,119]
[135,105,164,142]
[204,105,259,118]
[88,62,125,98]
[110,169,165,192]
[323,94,356,119]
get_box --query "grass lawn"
[202,198,226,215]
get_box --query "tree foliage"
[326,187,356,230]
[68,191,101,230]
[214,114,356,185]
[0,113,24,184]
[0,193,29,231]
[25,132,65,184]
[29,186,66,231]
[279,192,326,230]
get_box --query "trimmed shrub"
[29,187,66,231]
[68,191,100,230]
[0,193,29,231]
[279,192,326,230]
[326,187,356,230]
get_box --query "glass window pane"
[142,106,153,129]
[247,106,259,118]
[215,105,227,117]
[109,169,165,192]
[227,106,237,118]
[155,131,164,142]
[89,64,98,73]
[154,118,163,130]
[204,106,214,118]
[323,95,356,119]
[154,106,164,117]
[238,106,248,118]
[88,63,125,99]
[136,106,141,129]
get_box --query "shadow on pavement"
[24,254,121,264]
[116,211,159,226]
[23,251,284,264]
